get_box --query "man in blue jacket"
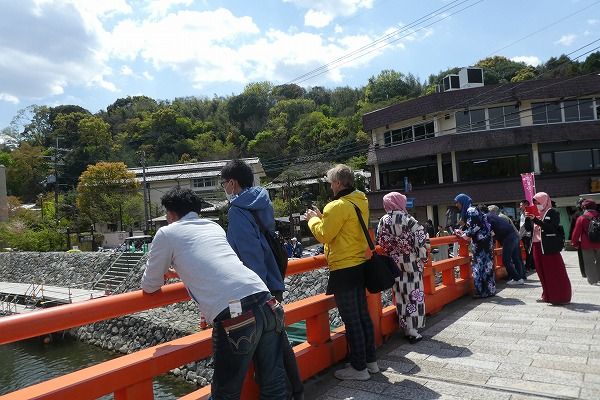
[221,159,304,400]
[487,205,525,284]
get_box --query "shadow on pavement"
[562,302,600,313]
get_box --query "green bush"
[0,223,65,251]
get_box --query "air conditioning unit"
[459,67,484,89]
[442,74,460,92]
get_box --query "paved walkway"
[307,250,600,400]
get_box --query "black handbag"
[351,204,398,293]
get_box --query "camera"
[299,192,315,208]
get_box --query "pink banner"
[521,172,536,203]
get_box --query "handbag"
[351,204,398,293]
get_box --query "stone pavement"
[306,250,600,400]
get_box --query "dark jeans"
[522,236,534,273]
[210,292,287,400]
[334,286,376,371]
[503,233,524,281]
[272,291,304,397]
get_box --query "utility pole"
[54,135,61,224]
[140,151,149,233]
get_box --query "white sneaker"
[367,361,380,373]
[344,361,380,373]
[517,279,524,285]
[334,365,370,381]
[506,279,517,285]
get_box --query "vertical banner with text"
[521,172,536,203]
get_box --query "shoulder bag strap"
[347,200,375,251]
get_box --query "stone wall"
[0,252,118,286]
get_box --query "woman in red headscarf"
[526,192,572,304]
[376,192,430,342]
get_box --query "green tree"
[227,82,275,139]
[364,70,421,103]
[511,66,538,82]
[76,162,141,225]
[475,56,528,84]
[6,143,47,202]
[7,105,51,146]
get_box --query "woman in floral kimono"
[454,193,496,298]
[377,192,429,342]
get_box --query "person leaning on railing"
[304,164,379,381]
[141,187,287,399]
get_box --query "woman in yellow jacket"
[305,164,378,381]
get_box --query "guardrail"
[0,235,513,400]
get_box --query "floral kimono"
[377,210,429,333]
[464,206,496,298]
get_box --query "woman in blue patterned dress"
[377,192,429,342]
[453,193,496,298]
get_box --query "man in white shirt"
[141,187,286,399]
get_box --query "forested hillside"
[1,53,599,204]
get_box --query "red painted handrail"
[0,235,514,400]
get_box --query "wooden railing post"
[114,379,153,400]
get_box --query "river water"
[0,336,196,399]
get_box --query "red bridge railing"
[0,236,511,400]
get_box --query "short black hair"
[161,187,203,218]
[221,159,254,188]
[520,199,530,206]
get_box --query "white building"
[128,158,266,216]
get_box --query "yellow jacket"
[308,190,369,271]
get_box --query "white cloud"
[0,93,19,104]
[143,71,154,80]
[304,9,333,28]
[120,65,134,75]
[511,56,541,67]
[555,34,576,46]
[588,18,598,25]
[334,24,343,34]
[144,0,194,19]
[284,0,374,27]
[0,1,123,102]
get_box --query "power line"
[485,0,600,58]
[288,0,483,83]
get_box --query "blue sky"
[1,0,599,131]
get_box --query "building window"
[594,149,600,169]
[532,102,561,124]
[489,105,520,129]
[458,154,530,182]
[384,121,435,146]
[454,108,487,132]
[442,162,453,183]
[455,110,470,133]
[563,98,595,122]
[193,177,217,189]
[380,164,438,189]
[541,149,596,173]
[414,121,434,141]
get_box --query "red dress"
[532,242,572,304]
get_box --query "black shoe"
[407,335,423,344]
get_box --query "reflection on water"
[0,335,196,399]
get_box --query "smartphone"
[524,205,540,217]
